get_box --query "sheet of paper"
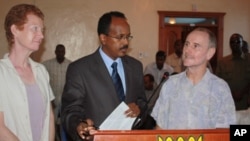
[99,101,136,130]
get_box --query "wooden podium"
[94,129,229,141]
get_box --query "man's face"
[144,76,154,90]
[100,17,131,60]
[55,46,65,62]
[182,30,215,69]
[230,34,243,57]
[156,56,165,70]
[174,40,183,57]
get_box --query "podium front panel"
[94,129,229,141]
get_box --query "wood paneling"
[94,129,230,141]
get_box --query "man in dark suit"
[61,11,146,140]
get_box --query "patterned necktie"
[111,62,125,101]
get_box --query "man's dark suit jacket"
[61,48,146,140]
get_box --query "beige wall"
[0,0,250,68]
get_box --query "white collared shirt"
[99,47,126,94]
[0,54,54,141]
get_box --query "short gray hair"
[191,27,217,48]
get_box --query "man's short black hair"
[156,50,166,58]
[144,73,154,82]
[97,11,126,35]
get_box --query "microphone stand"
[132,72,169,129]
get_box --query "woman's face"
[12,14,44,52]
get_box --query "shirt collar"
[99,47,122,68]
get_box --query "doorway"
[158,11,225,72]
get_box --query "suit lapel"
[93,49,121,100]
[121,56,132,96]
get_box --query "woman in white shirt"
[0,4,55,141]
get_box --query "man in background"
[144,74,157,114]
[216,33,250,111]
[43,44,71,141]
[166,39,184,74]
[144,50,174,85]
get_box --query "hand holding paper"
[99,102,137,130]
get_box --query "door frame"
[158,11,225,63]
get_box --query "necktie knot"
[111,62,118,71]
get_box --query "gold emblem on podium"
[157,135,203,141]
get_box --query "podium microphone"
[147,72,169,104]
[132,72,170,129]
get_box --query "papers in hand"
[99,102,136,130]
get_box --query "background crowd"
[0,3,249,141]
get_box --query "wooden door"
[158,11,225,72]
[162,25,182,55]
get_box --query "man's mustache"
[120,45,128,50]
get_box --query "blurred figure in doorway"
[166,39,184,74]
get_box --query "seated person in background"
[216,33,250,111]
[144,74,158,114]
[166,39,184,73]
[144,50,174,85]
[151,27,236,129]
